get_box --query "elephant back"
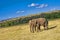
[36,18,46,25]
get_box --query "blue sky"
[0,0,60,20]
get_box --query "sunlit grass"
[0,19,60,40]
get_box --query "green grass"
[0,19,60,40]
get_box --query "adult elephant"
[29,18,48,33]
[36,18,48,32]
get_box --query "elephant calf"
[29,19,37,33]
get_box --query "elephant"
[29,19,37,33]
[29,18,48,33]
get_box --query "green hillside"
[0,10,60,27]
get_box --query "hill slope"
[0,19,60,40]
[0,10,60,27]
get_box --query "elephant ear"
[29,20,32,25]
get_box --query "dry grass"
[0,19,60,40]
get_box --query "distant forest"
[0,10,60,27]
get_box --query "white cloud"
[45,4,48,7]
[28,3,48,8]
[28,3,39,7]
[36,4,48,8]
[50,8,56,11]
[16,10,24,14]
[20,11,24,13]
[36,4,44,8]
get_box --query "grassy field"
[0,19,60,40]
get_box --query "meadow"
[0,19,60,40]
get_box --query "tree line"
[0,10,60,27]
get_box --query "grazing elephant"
[36,18,48,32]
[29,19,37,33]
[29,18,48,33]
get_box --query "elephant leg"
[37,26,39,32]
[32,26,34,33]
[44,24,48,30]
[38,25,41,30]
[43,24,46,30]
[34,25,37,31]
[34,26,36,31]
[37,24,40,32]
[30,25,32,32]
[45,24,48,30]
[45,20,48,30]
